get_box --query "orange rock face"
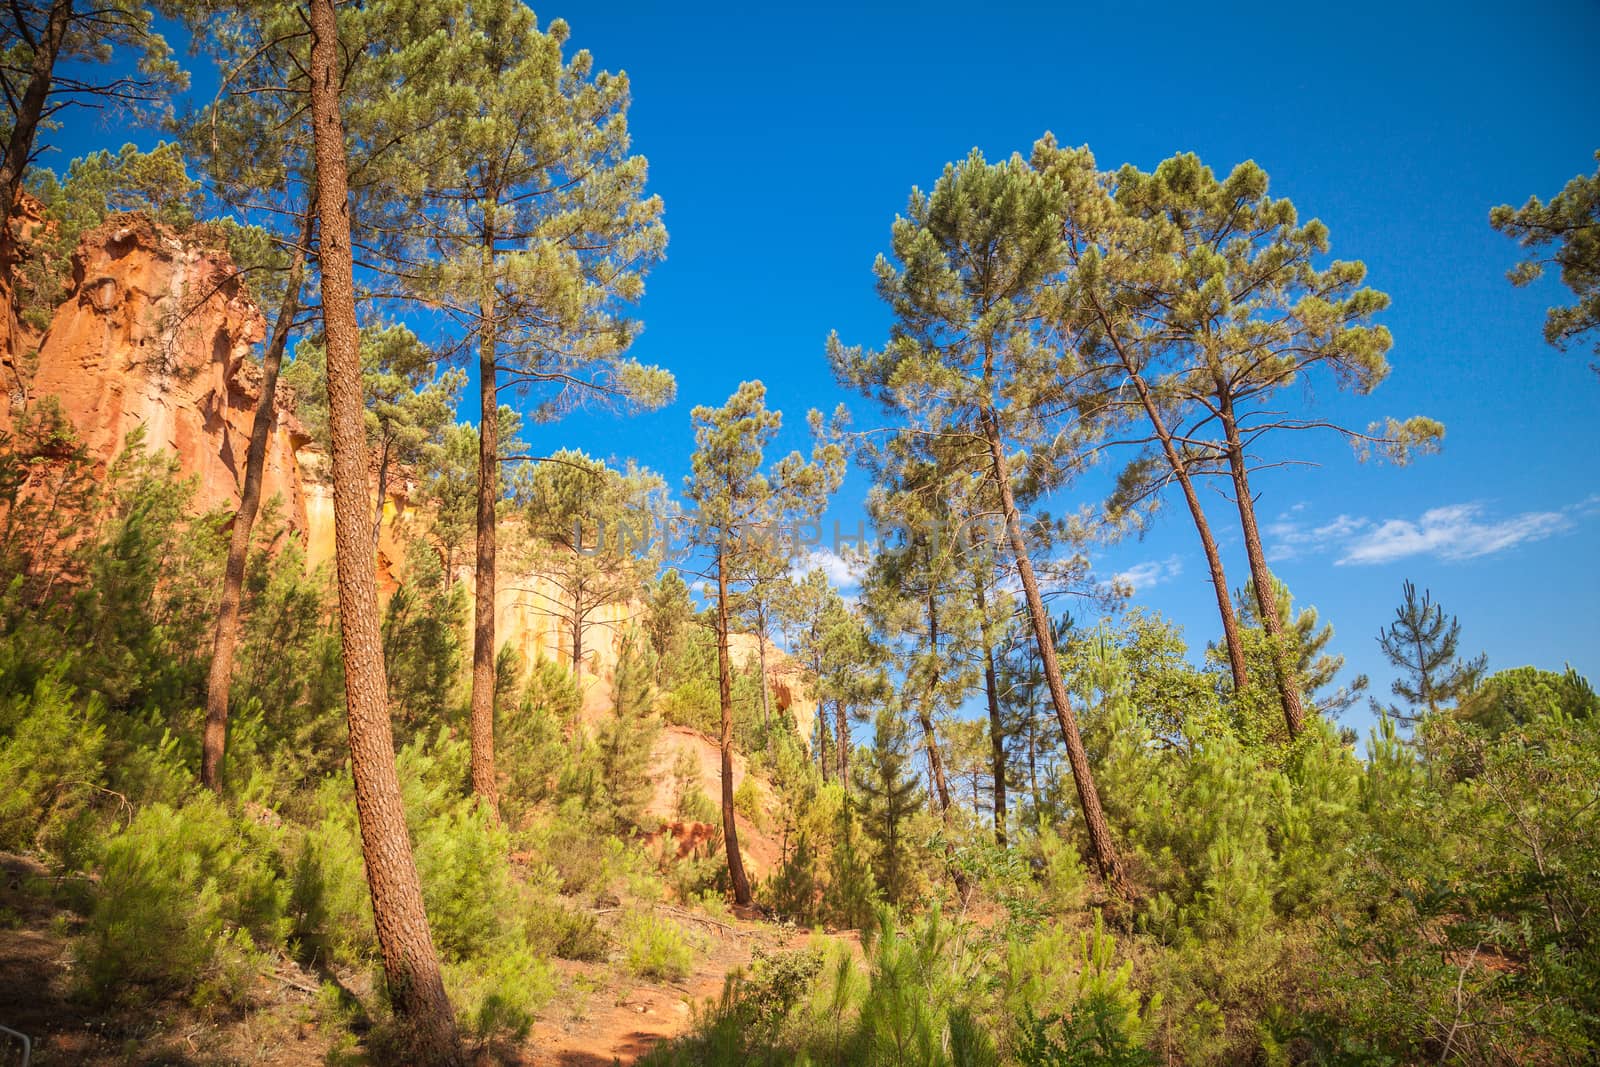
[2,213,315,536]
[5,211,816,813]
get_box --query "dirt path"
[523,908,796,1066]
[0,853,794,1067]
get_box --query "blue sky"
[544,0,1600,735]
[48,1,1599,736]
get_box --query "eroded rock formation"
[4,212,817,790]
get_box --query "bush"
[734,774,765,830]
[679,786,719,825]
[1002,914,1158,1064]
[444,941,554,1048]
[620,908,696,982]
[81,797,289,1006]
[0,670,107,859]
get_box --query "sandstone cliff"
[4,212,816,791]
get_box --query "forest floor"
[0,853,803,1066]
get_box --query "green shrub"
[733,774,765,830]
[0,670,107,858]
[1001,914,1158,1063]
[82,797,289,1005]
[620,908,696,982]
[444,941,554,1047]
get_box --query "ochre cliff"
[3,212,817,759]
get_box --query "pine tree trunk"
[757,629,770,731]
[981,411,1126,895]
[0,0,71,293]
[835,698,850,792]
[1218,389,1306,739]
[1090,298,1248,692]
[715,541,753,905]
[468,232,499,816]
[919,588,953,823]
[201,209,313,793]
[816,701,830,782]
[968,545,1007,847]
[305,5,461,1062]
[372,437,391,547]
[571,608,584,680]
[984,642,1007,847]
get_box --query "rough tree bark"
[0,0,71,291]
[834,698,850,792]
[984,643,1007,848]
[1086,294,1249,693]
[306,4,462,1061]
[201,207,314,792]
[468,227,499,816]
[981,410,1126,895]
[1217,387,1306,738]
[714,541,753,905]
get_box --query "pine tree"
[999,613,1070,823]
[833,150,1127,891]
[394,0,672,818]
[382,540,467,735]
[283,324,466,545]
[1037,142,1442,741]
[514,450,668,682]
[1374,580,1486,725]
[644,568,694,677]
[682,381,844,905]
[1232,581,1370,724]
[1491,150,1600,372]
[305,2,459,1059]
[1,0,187,301]
[778,565,883,787]
[853,707,925,906]
[589,627,659,831]
[733,547,790,737]
[188,0,458,792]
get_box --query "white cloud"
[1113,554,1184,592]
[791,546,868,589]
[1337,504,1569,565]
[1266,499,1576,566]
[1267,513,1371,561]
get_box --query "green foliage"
[63,431,226,717]
[1491,149,1600,366]
[230,512,345,781]
[442,941,552,1047]
[1456,664,1598,737]
[854,907,993,1067]
[20,143,201,323]
[733,774,765,829]
[382,539,467,735]
[1372,579,1485,724]
[821,805,881,931]
[0,669,107,859]
[853,709,925,905]
[1321,707,1600,1061]
[645,569,695,675]
[562,627,662,833]
[497,655,580,824]
[762,832,818,923]
[1008,916,1158,1067]
[82,796,289,1006]
[619,907,697,982]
